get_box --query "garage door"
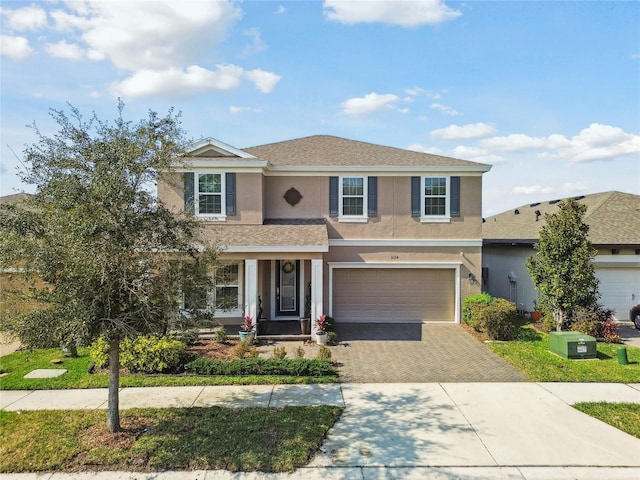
[596,268,640,320]
[333,268,455,323]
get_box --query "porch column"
[311,258,323,335]
[244,259,258,332]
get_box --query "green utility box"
[549,332,597,359]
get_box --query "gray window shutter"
[225,173,236,216]
[367,176,377,217]
[329,176,338,217]
[450,176,460,217]
[184,172,195,214]
[411,176,421,217]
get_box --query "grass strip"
[573,402,640,439]
[0,406,343,473]
[485,326,640,383]
[0,348,339,390]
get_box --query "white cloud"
[554,123,640,162]
[59,0,241,71]
[408,144,504,164]
[243,28,267,56]
[512,185,555,195]
[245,69,281,93]
[323,0,461,27]
[431,122,496,140]
[276,6,287,15]
[481,123,640,161]
[449,145,505,164]
[229,106,261,114]
[0,35,33,60]
[430,102,460,116]
[111,65,245,98]
[45,40,84,60]
[342,92,399,116]
[1,6,47,31]
[481,133,548,151]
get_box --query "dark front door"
[276,259,300,317]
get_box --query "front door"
[276,259,300,317]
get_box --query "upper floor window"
[340,176,367,220]
[329,175,377,222]
[184,172,236,220]
[197,173,225,217]
[411,175,460,222]
[423,176,448,217]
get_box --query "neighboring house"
[158,135,491,333]
[482,191,640,320]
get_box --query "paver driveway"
[330,323,527,383]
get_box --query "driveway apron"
[331,323,527,383]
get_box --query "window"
[214,263,240,311]
[423,176,448,217]
[182,262,242,315]
[340,176,367,220]
[197,173,225,217]
[411,176,459,222]
[184,172,236,219]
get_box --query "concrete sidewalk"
[2,383,640,480]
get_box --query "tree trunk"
[107,334,121,433]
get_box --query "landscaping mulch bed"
[187,340,242,361]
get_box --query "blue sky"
[1,0,638,216]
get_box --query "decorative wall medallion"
[284,187,303,206]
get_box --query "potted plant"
[239,315,254,343]
[315,314,327,345]
[530,300,541,322]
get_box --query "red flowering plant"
[241,315,254,332]
[316,314,327,334]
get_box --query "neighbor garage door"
[333,268,455,323]
[596,268,640,320]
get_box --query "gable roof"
[243,135,491,172]
[483,191,640,246]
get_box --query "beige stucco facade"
[158,136,490,330]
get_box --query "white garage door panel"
[596,268,640,320]
[333,268,455,323]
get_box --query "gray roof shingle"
[243,135,489,169]
[483,191,640,246]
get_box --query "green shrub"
[326,331,338,345]
[120,335,187,373]
[316,346,332,360]
[172,328,200,346]
[272,346,287,359]
[475,298,519,341]
[571,319,600,337]
[235,339,258,359]
[294,346,305,359]
[89,336,110,369]
[90,335,187,373]
[463,293,494,328]
[185,357,337,377]
[212,326,228,343]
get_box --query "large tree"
[526,198,599,331]
[0,102,217,432]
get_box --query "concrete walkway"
[2,382,640,479]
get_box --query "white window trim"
[213,261,243,318]
[195,171,227,221]
[339,175,368,223]
[421,175,451,223]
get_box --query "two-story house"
[158,135,491,335]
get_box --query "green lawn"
[573,402,640,439]
[485,326,640,383]
[0,347,339,390]
[0,406,343,473]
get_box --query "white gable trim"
[186,137,256,158]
